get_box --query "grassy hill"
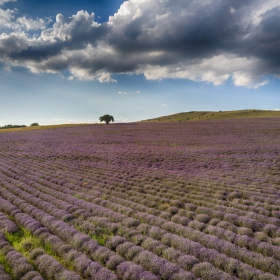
[142,109,280,122]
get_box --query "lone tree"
[99,114,114,124]
[30,122,39,126]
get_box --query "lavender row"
[89,180,280,229]
[1,172,234,280]
[38,174,280,277]
[0,182,225,280]
[7,166,278,250]
[3,168,280,277]
[0,120,280,279]
[135,224,279,280]
[71,181,280,243]
[7,155,280,223]
[0,190,162,280]
[20,164,279,236]
[0,197,120,279]
[3,175,224,279]
[4,172,278,278]
[74,184,279,275]
[1,136,278,210]
[2,164,278,249]
[0,195,117,278]
[1,151,278,241]
[0,177,199,274]
[0,213,18,233]
[0,183,197,279]
[0,232,44,280]
[1,163,280,276]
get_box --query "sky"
[0,0,280,125]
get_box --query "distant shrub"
[30,123,39,126]
[0,124,26,129]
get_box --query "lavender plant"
[0,119,280,279]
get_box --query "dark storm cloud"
[9,44,62,61]
[0,0,280,86]
[248,7,280,62]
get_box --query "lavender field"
[0,118,280,280]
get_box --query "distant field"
[142,109,280,122]
[0,118,280,279]
[0,123,92,133]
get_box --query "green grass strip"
[0,251,13,278]
[4,227,75,272]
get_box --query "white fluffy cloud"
[16,17,51,31]
[0,0,16,5]
[0,7,15,29]
[140,54,267,88]
[0,0,51,31]
[0,0,280,86]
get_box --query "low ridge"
[142,109,280,122]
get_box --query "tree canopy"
[30,123,39,126]
[99,114,114,124]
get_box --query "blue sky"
[0,0,280,125]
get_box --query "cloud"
[0,0,16,5]
[0,6,16,29]
[0,1,51,31]
[16,17,52,31]
[118,90,140,94]
[0,0,280,87]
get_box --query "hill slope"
[142,109,280,122]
